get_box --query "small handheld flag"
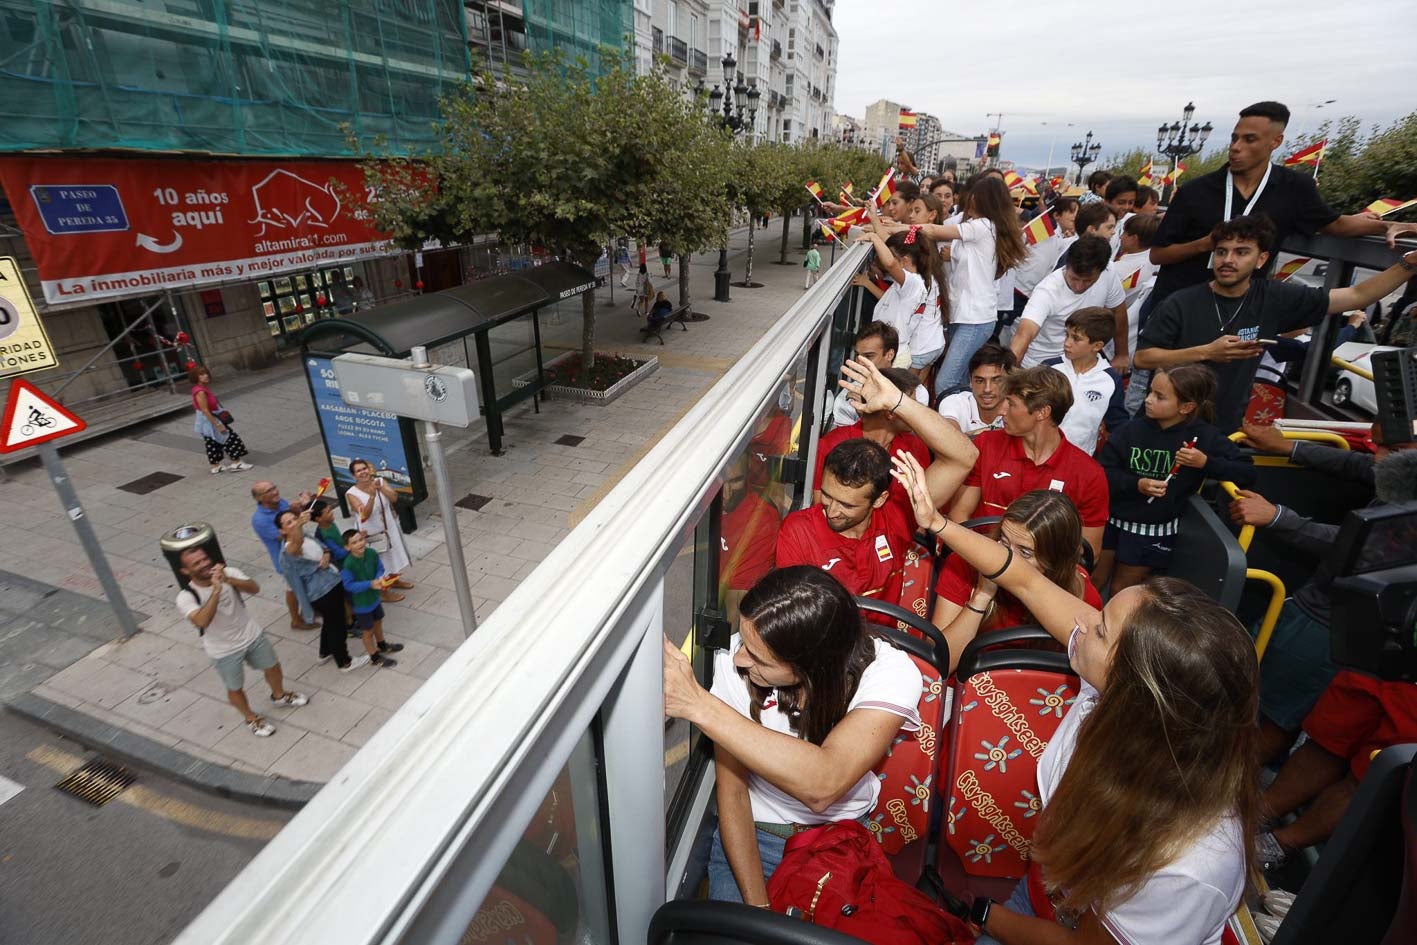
[1147,437,1197,504]
[986,132,1001,154]
[1274,258,1312,282]
[313,477,332,498]
[1022,213,1057,246]
[871,169,898,209]
[898,110,918,130]
[1284,139,1327,168]
[805,181,825,204]
[1002,170,1024,191]
[1137,161,1154,186]
[1364,197,1417,218]
[1119,268,1142,292]
[840,180,854,200]
[1162,162,1186,188]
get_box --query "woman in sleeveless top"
[345,457,414,601]
[190,364,251,474]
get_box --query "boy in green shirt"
[340,529,404,667]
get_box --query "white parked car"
[1331,342,1397,414]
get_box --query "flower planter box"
[512,352,659,404]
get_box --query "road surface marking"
[26,745,284,840]
[0,774,23,806]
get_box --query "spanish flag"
[1137,162,1154,186]
[1274,258,1312,282]
[1365,197,1417,218]
[871,170,897,209]
[1283,139,1327,168]
[841,180,854,197]
[1049,175,1065,190]
[1163,162,1186,188]
[898,110,918,130]
[987,132,1001,150]
[805,181,824,203]
[826,207,867,235]
[1022,212,1056,246]
[1119,268,1143,292]
[820,222,844,245]
[1002,170,1024,191]
[1021,175,1040,197]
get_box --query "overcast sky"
[832,0,1417,170]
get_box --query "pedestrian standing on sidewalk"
[310,499,348,564]
[658,240,674,279]
[345,459,415,602]
[189,364,252,475]
[176,548,309,737]
[250,481,321,630]
[341,530,405,668]
[804,243,822,288]
[276,509,369,673]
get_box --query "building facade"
[863,98,905,157]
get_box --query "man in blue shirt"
[250,480,319,630]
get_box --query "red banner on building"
[0,156,399,305]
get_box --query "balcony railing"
[669,36,687,64]
[651,26,663,55]
[689,47,707,74]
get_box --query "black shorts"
[353,604,386,630]
[1104,523,1175,570]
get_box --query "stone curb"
[6,692,319,809]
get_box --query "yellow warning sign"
[0,256,58,379]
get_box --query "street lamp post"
[706,51,757,302]
[1156,102,1212,202]
[1070,131,1101,186]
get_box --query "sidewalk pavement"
[0,223,840,802]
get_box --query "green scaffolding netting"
[521,0,631,71]
[0,0,471,156]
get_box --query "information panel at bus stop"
[0,256,57,377]
[305,354,421,503]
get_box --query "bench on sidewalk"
[640,304,691,345]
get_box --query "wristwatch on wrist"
[1401,253,1417,272]
[971,897,993,929]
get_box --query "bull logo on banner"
[249,169,342,235]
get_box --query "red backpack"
[767,821,975,945]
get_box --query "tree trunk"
[678,252,691,310]
[580,284,596,370]
[743,216,755,285]
[778,209,791,264]
[801,202,813,250]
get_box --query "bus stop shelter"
[299,262,597,516]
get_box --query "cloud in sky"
[831,0,1417,168]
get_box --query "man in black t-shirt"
[1148,101,1417,309]
[1136,215,1417,431]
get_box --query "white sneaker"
[340,654,371,673]
[247,717,275,737]
[271,690,309,707]
[227,461,253,471]
[1262,889,1295,919]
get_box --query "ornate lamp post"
[1070,131,1101,186]
[706,51,758,301]
[1156,102,1212,202]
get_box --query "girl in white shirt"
[892,450,1259,945]
[662,566,922,906]
[851,229,946,377]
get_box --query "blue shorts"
[1256,599,1338,732]
[706,824,788,903]
[211,633,279,691]
[1103,523,1174,569]
[974,878,1036,945]
[354,605,386,630]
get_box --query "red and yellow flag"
[1364,197,1417,218]
[1049,175,1065,190]
[1162,162,1186,188]
[1274,258,1312,282]
[1137,162,1154,186]
[825,207,867,236]
[898,110,918,130]
[1284,139,1327,167]
[1021,175,1040,197]
[805,181,824,202]
[1022,212,1056,246]
[1119,268,1142,292]
[1002,170,1024,191]
[841,180,854,197]
[820,222,845,245]
[987,132,1001,150]
[871,170,897,209]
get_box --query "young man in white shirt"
[1011,236,1128,370]
[937,342,1015,436]
[177,547,309,738]
[1110,213,1160,362]
[1044,307,1126,455]
[1104,175,1139,256]
[830,321,927,429]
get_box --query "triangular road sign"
[0,378,86,453]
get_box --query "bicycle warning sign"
[0,256,58,378]
[0,377,85,452]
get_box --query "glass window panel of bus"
[453,730,611,945]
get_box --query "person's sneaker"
[317,653,333,665]
[339,654,371,673]
[271,691,310,707]
[348,630,362,639]
[227,461,253,471]
[370,652,399,668]
[290,619,320,630]
[1256,830,1287,870]
[376,641,404,653]
[247,717,275,737]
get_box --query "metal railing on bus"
[171,242,874,945]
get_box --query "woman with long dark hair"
[663,566,922,905]
[932,489,1101,672]
[892,449,1258,945]
[851,228,947,378]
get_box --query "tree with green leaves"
[1296,113,1417,220]
[352,50,732,369]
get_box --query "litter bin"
[159,522,225,589]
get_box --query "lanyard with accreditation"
[1209,162,1273,270]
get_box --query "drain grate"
[554,434,585,447]
[54,759,135,807]
[117,471,184,495]
[455,493,493,512]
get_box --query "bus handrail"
[1218,480,1256,553]
[1248,568,1287,662]
[1331,354,1374,382]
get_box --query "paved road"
[0,711,289,945]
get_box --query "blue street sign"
[28,184,129,235]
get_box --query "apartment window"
[667,0,677,37]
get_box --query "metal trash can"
[159,522,225,589]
